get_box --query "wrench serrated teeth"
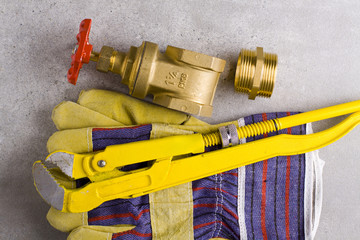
[32,161,64,211]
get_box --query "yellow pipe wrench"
[33,100,360,213]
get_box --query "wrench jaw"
[33,161,65,211]
[45,151,75,178]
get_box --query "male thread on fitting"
[234,47,277,100]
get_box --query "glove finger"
[47,128,92,153]
[46,118,240,154]
[47,207,86,232]
[47,123,152,153]
[77,89,207,126]
[47,207,135,235]
[52,101,123,131]
[67,225,135,240]
[47,121,211,154]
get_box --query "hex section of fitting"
[96,46,115,73]
[153,95,213,117]
[249,47,264,100]
[234,47,277,100]
[166,46,226,73]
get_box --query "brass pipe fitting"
[234,47,278,100]
[68,20,279,116]
[90,42,226,117]
[68,19,226,117]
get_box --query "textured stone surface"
[1,1,359,239]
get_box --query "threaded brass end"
[234,47,277,100]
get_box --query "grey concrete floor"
[1,1,359,239]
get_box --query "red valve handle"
[67,19,93,85]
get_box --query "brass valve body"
[234,47,277,100]
[90,42,226,117]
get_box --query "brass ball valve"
[68,19,226,117]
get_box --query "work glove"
[43,89,324,240]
